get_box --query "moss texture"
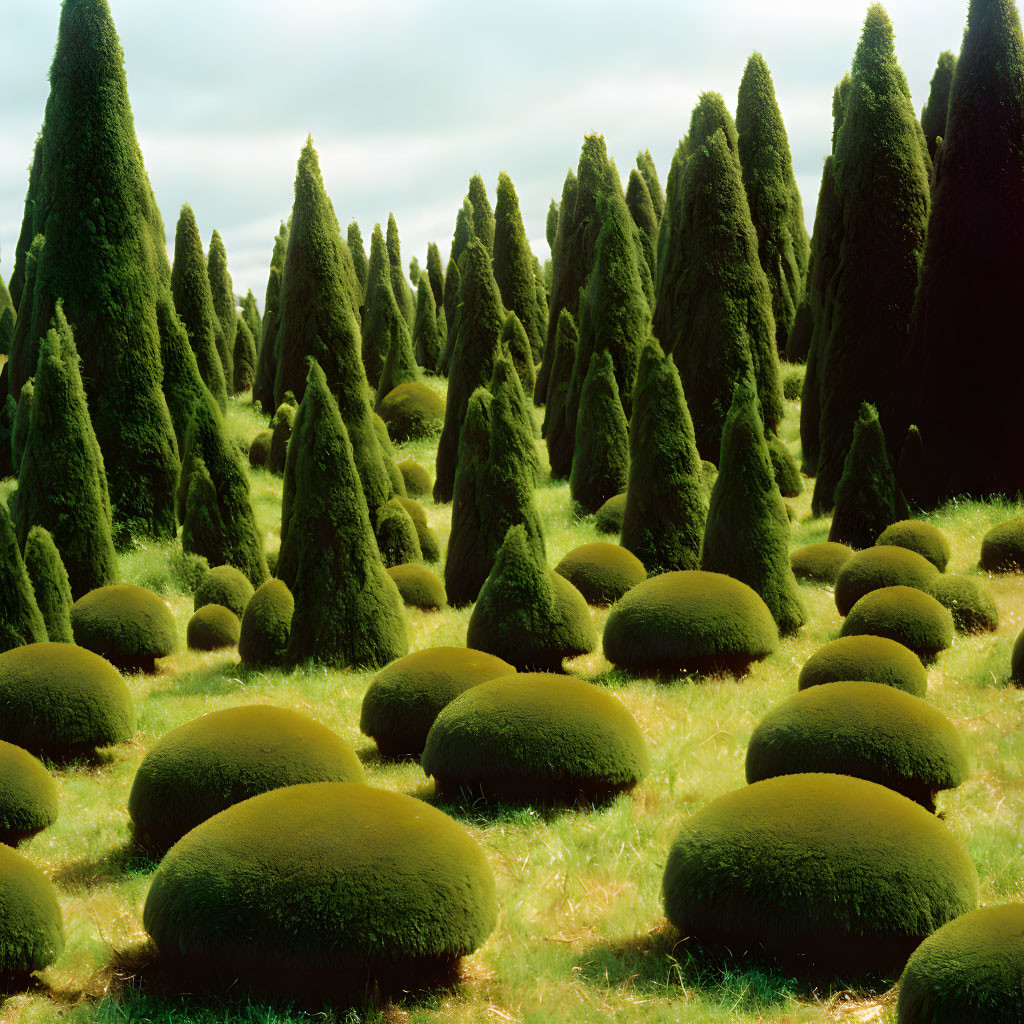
[543,309,579,479]
[267,402,295,476]
[23,527,73,644]
[425,242,444,311]
[386,564,447,611]
[412,277,443,373]
[798,635,928,697]
[238,579,293,669]
[206,230,236,390]
[927,575,999,635]
[0,740,57,845]
[554,543,646,606]
[980,518,1024,572]
[347,220,368,296]
[0,843,63,974]
[625,169,658,282]
[194,564,255,620]
[233,316,257,394]
[375,499,422,569]
[0,502,47,655]
[253,222,288,414]
[156,294,208,454]
[790,541,853,585]
[71,584,177,673]
[921,51,958,161]
[395,497,440,562]
[11,379,33,476]
[594,493,627,535]
[877,520,951,572]
[186,605,240,652]
[835,546,940,617]
[398,459,432,499]
[840,586,955,663]
[362,224,406,391]
[378,381,444,442]
[375,308,419,411]
[493,173,543,362]
[767,432,803,497]
[499,313,536,400]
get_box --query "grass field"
[2,375,1023,1024]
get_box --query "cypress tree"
[412,276,443,373]
[532,256,549,327]
[0,500,47,652]
[363,223,407,390]
[376,315,419,408]
[543,309,579,479]
[0,389,13,480]
[546,200,559,250]
[24,526,73,644]
[441,256,461,369]
[499,312,536,399]
[451,198,476,270]
[371,412,407,503]
[156,293,208,453]
[386,213,415,324]
[570,348,629,514]
[813,6,930,515]
[736,52,810,354]
[467,174,495,252]
[906,0,1024,501]
[625,169,658,279]
[921,51,958,160]
[11,379,33,477]
[253,220,288,414]
[702,376,805,634]
[434,239,505,503]
[491,346,537,461]
[637,149,664,220]
[0,273,14,358]
[206,230,236,390]
[240,289,261,349]
[281,360,408,668]
[621,339,707,575]
[8,136,42,312]
[425,242,445,311]
[408,256,421,288]
[233,315,257,393]
[171,205,228,412]
[348,221,368,297]
[8,235,45,398]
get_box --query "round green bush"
[746,681,967,809]
[238,579,293,669]
[594,492,626,535]
[378,381,445,441]
[194,564,255,619]
[398,458,432,499]
[798,635,928,697]
[603,571,779,676]
[421,673,649,805]
[375,499,422,568]
[387,564,447,610]
[361,647,516,758]
[129,706,365,852]
[897,903,1024,1024]
[0,643,135,755]
[71,585,178,673]
[790,541,853,585]
[877,520,951,572]
[186,605,240,652]
[782,365,805,401]
[840,586,955,663]
[927,574,999,634]
[397,497,441,563]
[834,546,940,617]
[662,773,978,976]
[980,518,1024,573]
[0,741,58,845]
[143,782,497,992]
[554,543,646,605]
[248,430,272,469]
[0,844,64,975]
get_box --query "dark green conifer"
[8,137,42,312]
[451,199,476,271]
[408,257,421,288]
[233,316,257,393]
[493,172,543,362]
[922,51,958,160]
[569,349,629,514]
[0,273,14,357]
[543,310,579,479]
[702,376,805,633]
[11,379,33,477]
[371,413,407,503]
[8,235,45,398]
[546,200,559,250]
[376,315,419,409]
[171,206,228,412]
[0,500,46,652]
[412,277,443,373]
[386,213,415,324]
[347,221,368,297]
[637,149,664,219]
[499,312,536,399]
[253,221,288,414]
[0,389,14,480]
[425,242,445,310]
[467,174,495,252]
[363,224,407,390]
[23,526,73,643]
[240,289,261,349]
[155,294,208,454]
[625,169,658,279]
[621,340,707,574]
[206,230,236,390]
[441,256,462,369]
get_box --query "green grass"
[4,375,1024,1024]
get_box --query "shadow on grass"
[51,839,158,889]
[425,785,629,828]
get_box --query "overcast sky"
[2,0,969,309]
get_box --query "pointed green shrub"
[625,169,658,279]
[7,235,44,399]
[493,172,543,361]
[8,135,42,313]
[206,230,235,389]
[1,501,46,652]
[238,578,293,669]
[241,289,261,348]
[371,413,407,501]
[425,242,445,310]
[233,316,257,393]
[267,401,295,475]
[156,294,208,452]
[253,221,288,413]
[543,309,579,479]
[637,149,663,218]
[467,174,495,251]
[921,51,958,160]
[0,274,14,358]
[11,378,33,476]
[23,527,73,644]
[499,312,535,399]
[376,499,422,568]
[376,314,420,409]
[412,277,443,372]
[440,256,461,374]
[362,224,407,389]
[347,221,368,296]
[546,199,559,250]
[799,635,928,697]
[0,387,13,480]
[767,432,802,497]
[386,213,415,324]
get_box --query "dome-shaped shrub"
[834,547,940,617]
[877,520,951,572]
[422,673,648,805]
[194,564,255,620]
[375,499,423,568]
[927,574,999,634]
[398,458,431,499]
[746,681,967,809]
[0,844,64,975]
[248,430,272,469]
[361,647,515,758]
[662,773,978,976]
[897,903,1024,1024]
[603,571,778,676]
[554,543,646,605]
[980,518,1024,572]
[143,782,496,992]
[0,643,135,755]
[378,381,445,441]
[238,579,293,669]
[129,706,364,852]
[387,564,447,610]
[594,492,626,535]
[396,497,440,563]
[0,741,58,845]
[186,605,240,652]
[840,586,955,663]
[71,585,178,673]
[790,541,853,585]
[798,635,927,697]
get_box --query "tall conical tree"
[921,51,958,160]
[620,339,708,575]
[8,235,45,398]
[546,199,559,250]
[702,375,805,634]
[156,293,208,452]
[171,205,228,412]
[8,136,42,312]
[11,379,33,477]
[233,315,257,393]
[0,270,14,358]
[23,526,73,644]
[493,172,543,362]
[637,149,664,219]
[425,242,445,311]
[348,220,368,297]
[625,168,658,279]
[813,6,930,514]
[363,223,407,390]
[543,309,579,479]
[241,289,261,348]
[15,308,117,599]
[451,198,476,271]
[0,500,46,653]
[440,256,461,373]
[386,213,415,324]
[206,230,236,390]
[412,276,443,373]
[467,174,495,252]
[499,311,536,399]
[376,316,419,408]
[253,220,288,414]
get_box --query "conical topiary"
[412,275,443,374]
[493,172,543,362]
[8,236,44,400]
[362,224,407,390]
[8,136,42,313]
[499,312,536,400]
[372,413,407,502]
[467,174,495,252]
[0,501,46,653]
[347,220,368,297]
[546,199,559,250]
[637,149,664,219]
[241,289,261,349]
[233,315,257,393]
[376,318,419,410]
[156,294,208,452]
[921,51,958,160]
[425,242,445,311]
[253,221,288,413]
[440,256,461,372]
[0,274,14,358]
[206,230,236,390]
[543,309,579,479]
[11,378,33,477]
[625,169,658,280]
[23,526,73,644]
[375,499,422,569]
[386,213,415,325]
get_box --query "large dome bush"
[194,565,255,620]
[840,586,955,663]
[798,635,928,697]
[877,520,951,572]
[980,518,1024,572]
[238,579,293,669]
[790,541,853,585]
[378,381,445,441]
[0,741,58,845]
[386,564,447,611]
[71,585,178,673]
[0,844,64,976]
[834,546,940,616]
[554,543,646,605]
[186,605,240,652]
[594,492,626,535]
[927,574,999,634]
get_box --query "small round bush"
[376,499,422,568]
[897,903,1024,1024]
[248,430,272,469]
[71,585,178,673]
[840,586,955,663]
[554,543,646,605]
[927,575,999,634]
[379,382,445,441]
[0,643,135,755]
[594,492,626,535]
[980,518,1024,573]
[0,741,58,845]
[662,773,978,977]
[387,564,447,610]
[194,564,255,620]
[782,365,805,401]
[798,635,928,697]
[186,605,240,651]
[238,579,293,669]
[603,571,778,676]
[268,402,296,475]
[361,647,516,758]
[397,497,440,563]
[746,681,967,809]
[129,706,365,853]
[422,673,649,805]
[398,458,432,499]
[143,782,497,993]
[790,542,853,585]
[834,546,940,617]
[0,844,64,976]
[877,520,951,572]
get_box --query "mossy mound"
[361,647,516,758]
[375,499,423,568]
[71,585,178,673]
[387,564,447,611]
[603,571,778,676]
[767,433,803,497]
[194,565,255,620]
[398,458,431,499]
[397,497,441,563]
[790,542,854,585]
[662,773,978,976]
[927,575,999,635]
[877,520,951,572]
[834,547,940,617]
[378,382,445,441]
[248,430,272,470]
[782,365,804,401]
[0,643,135,755]
[0,741,58,845]
[980,518,1024,573]
[0,844,64,976]
[746,681,967,809]
[554,543,646,605]
[143,782,497,994]
[186,605,240,652]
[129,706,365,853]
[840,586,955,663]
[798,635,928,697]
[897,903,1024,1024]
[238,579,294,669]
[421,673,649,805]
[594,492,626,535]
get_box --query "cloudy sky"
[2,0,968,309]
